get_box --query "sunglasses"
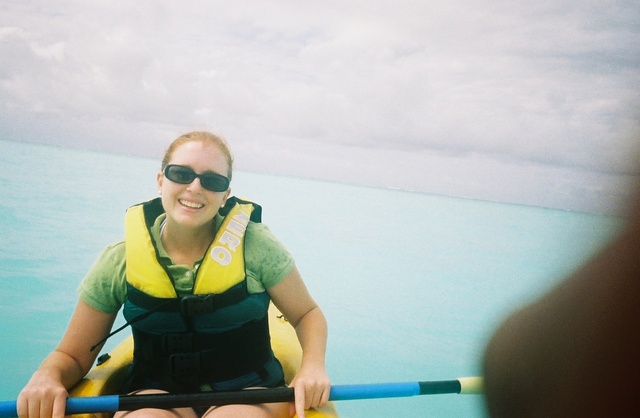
[163,164,230,192]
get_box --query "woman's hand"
[268,267,330,418]
[17,301,117,418]
[289,364,331,418]
[17,369,69,418]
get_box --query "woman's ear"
[221,188,232,208]
[156,171,164,193]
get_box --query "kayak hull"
[69,304,338,418]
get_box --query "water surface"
[0,140,624,417]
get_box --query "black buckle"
[180,295,216,317]
[162,333,194,354]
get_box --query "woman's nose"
[185,177,203,191]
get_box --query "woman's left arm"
[268,266,330,418]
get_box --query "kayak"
[69,304,339,418]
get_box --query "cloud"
[0,0,639,213]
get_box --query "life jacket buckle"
[180,294,216,317]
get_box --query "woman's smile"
[178,198,205,209]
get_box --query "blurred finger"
[52,394,66,418]
[308,386,321,409]
[16,395,27,418]
[319,386,330,407]
[28,400,39,418]
[295,394,306,418]
[40,396,55,418]
[294,384,307,418]
[316,388,329,408]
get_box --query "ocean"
[0,139,625,417]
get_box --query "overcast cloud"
[1,1,639,214]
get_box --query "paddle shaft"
[0,377,483,416]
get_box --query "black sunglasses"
[163,164,230,192]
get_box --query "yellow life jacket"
[120,197,280,392]
[125,197,258,298]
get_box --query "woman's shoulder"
[89,240,126,270]
[244,219,270,237]
[101,240,126,258]
[245,221,286,248]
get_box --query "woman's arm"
[17,300,117,418]
[268,266,330,418]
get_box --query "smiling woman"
[16,131,331,418]
[156,137,232,260]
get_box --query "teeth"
[179,199,204,209]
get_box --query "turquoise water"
[0,139,625,417]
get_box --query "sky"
[1,1,639,215]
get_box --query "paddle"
[0,377,482,416]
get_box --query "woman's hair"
[161,131,234,180]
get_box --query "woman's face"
[157,140,231,230]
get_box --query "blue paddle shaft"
[67,395,120,414]
[329,379,464,400]
[0,378,480,416]
[0,403,15,417]
[329,382,421,400]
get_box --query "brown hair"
[161,131,234,180]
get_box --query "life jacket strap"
[163,333,194,353]
[128,315,273,391]
[126,281,250,315]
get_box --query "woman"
[17,131,330,418]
